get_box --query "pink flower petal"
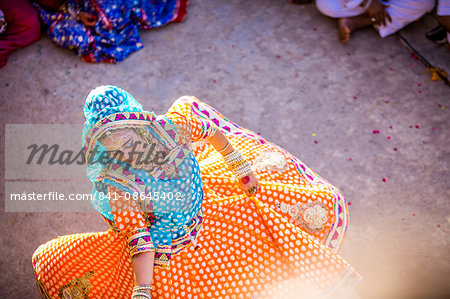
[393,148,398,151]
[314,140,318,144]
[382,178,387,182]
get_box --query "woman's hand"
[239,172,260,197]
[366,0,392,26]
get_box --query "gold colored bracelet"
[223,150,244,167]
[131,291,151,299]
[133,285,153,292]
[223,150,252,179]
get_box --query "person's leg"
[377,0,435,37]
[0,0,41,68]
[316,0,372,42]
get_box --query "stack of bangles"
[131,285,152,299]
[223,149,258,196]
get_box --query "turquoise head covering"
[81,86,203,238]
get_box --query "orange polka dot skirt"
[32,97,362,298]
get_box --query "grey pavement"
[0,1,449,298]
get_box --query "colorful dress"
[32,86,362,298]
[33,0,188,63]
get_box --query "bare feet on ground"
[338,18,353,43]
[337,15,373,43]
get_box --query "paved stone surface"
[0,1,449,298]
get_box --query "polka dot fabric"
[32,96,361,298]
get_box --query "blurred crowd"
[0,0,448,68]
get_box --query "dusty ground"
[0,0,449,298]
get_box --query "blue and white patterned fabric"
[34,0,184,62]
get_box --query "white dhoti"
[315,0,435,37]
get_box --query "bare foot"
[338,18,352,43]
[337,15,373,43]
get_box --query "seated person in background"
[33,0,188,63]
[315,0,435,43]
[0,0,41,68]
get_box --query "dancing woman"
[32,85,361,298]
